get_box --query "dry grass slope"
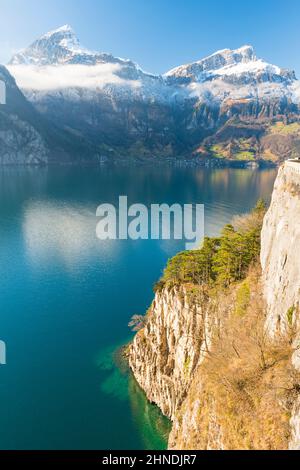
[170,266,300,450]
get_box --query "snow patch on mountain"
[213,59,281,77]
[188,77,294,104]
[165,45,256,78]
[43,24,74,38]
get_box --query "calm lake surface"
[0,166,277,450]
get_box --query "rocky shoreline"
[129,162,300,450]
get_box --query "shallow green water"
[0,165,276,449]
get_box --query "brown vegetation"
[171,266,300,450]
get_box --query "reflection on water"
[23,202,121,267]
[128,378,172,450]
[0,165,277,450]
[96,344,171,450]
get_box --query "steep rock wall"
[261,162,300,338]
[261,161,300,449]
[129,286,214,420]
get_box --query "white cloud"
[0,79,6,104]
[8,63,141,91]
[187,75,292,104]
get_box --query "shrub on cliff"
[157,199,266,290]
[159,237,219,288]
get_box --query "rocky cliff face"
[129,286,214,420]
[129,164,300,449]
[261,161,300,449]
[0,65,49,164]
[261,162,300,337]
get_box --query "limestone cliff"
[129,286,215,420]
[129,164,300,450]
[261,161,300,449]
[261,162,300,337]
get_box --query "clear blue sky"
[1,0,300,75]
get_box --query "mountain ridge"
[9,27,297,81]
[9,24,141,69]
[3,26,300,164]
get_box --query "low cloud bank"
[8,63,140,91]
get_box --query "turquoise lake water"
[0,166,276,450]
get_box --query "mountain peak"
[9,25,90,66]
[42,24,75,38]
[9,26,137,68]
[238,44,254,53]
[165,45,257,79]
[163,44,296,85]
[209,45,255,63]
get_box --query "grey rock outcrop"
[261,162,300,337]
[129,286,213,420]
[261,161,300,449]
[0,65,49,165]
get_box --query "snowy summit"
[9,24,131,67]
[7,26,300,107]
[165,45,295,85]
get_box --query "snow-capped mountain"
[4,26,300,164]
[8,25,169,101]
[10,24,133,67]
[164,45,300,108]
[165,45,295,84]
[8,26,300,108]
